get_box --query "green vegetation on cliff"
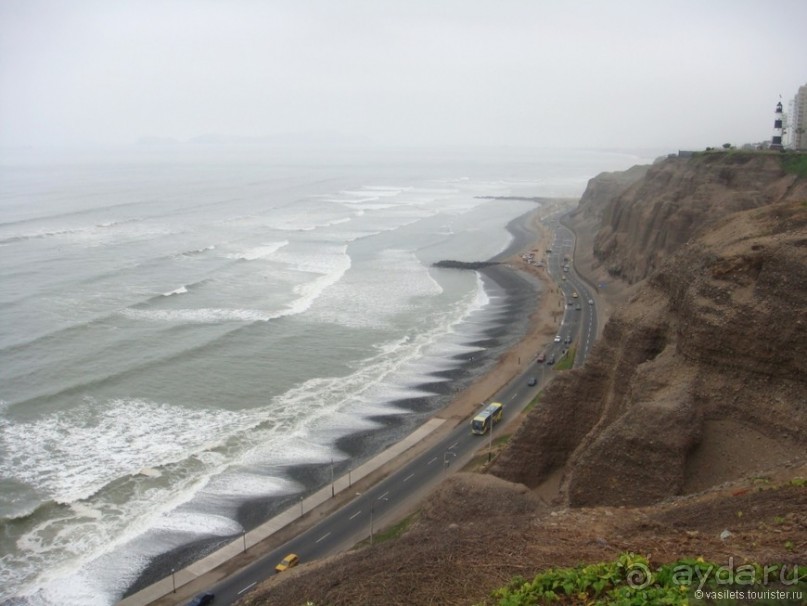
[782,153,807,178]
[486,553,807,606]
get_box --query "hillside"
[494,195,807,507]
[587,152,805,284]
[238,152,807,606]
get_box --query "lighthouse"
[771,99,784,150]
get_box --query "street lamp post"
[242,529,247,553]
[370,496,389,545]
[171,568,176,593]
[443,451,455,471]
[488,416,494,462]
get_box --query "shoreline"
[130,200,573,604]
[424,200,571,430]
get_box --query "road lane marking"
[378,491,389,500]
[316,531,331,543]
[349,510,362,520]
[238,582,257,595]
[403,473,415,483]
[427,456,438,465]
[448,441,458,450]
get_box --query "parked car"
[275,553,300,573]
[187,593,214,606]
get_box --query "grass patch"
[373,513,415,543]
[355,512,418,548]
[524,391,542,413]
[554,347,576,371]
[494,434,511,447]
[782,153,807,177]
[463,453,491,472]
[463,433,512,473]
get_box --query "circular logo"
[626,561,653,590]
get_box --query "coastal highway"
[197,366,546,605]
[542,217,598,366]
[178,217,598,606]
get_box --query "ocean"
[0,145,649,605]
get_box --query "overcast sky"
[1,0,805,150]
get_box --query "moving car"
[275,553,300,573]
[187,593,214,606]
[528,376,537,386]
[588,299,594,305]
[554,335,561,343]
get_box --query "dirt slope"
[241,468,806,606]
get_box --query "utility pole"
[487,416,494,462]
[370,496,389,545]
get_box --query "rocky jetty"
[432,260,502,270]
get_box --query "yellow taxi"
[275,553,299,573]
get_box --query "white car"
[554,335,561,343]
[588,299,594,305]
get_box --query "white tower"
[771,99,784,150]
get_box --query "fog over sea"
[0,145,649,605]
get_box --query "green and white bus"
[471,402,503,435]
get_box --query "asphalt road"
[542,217,598,365]
[193,216,597,606]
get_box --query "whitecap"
[225,240,289,261]
[120,307,274,323]
[151,511,243,536]
[161,285,188,297]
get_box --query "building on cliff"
[788,83,807,150]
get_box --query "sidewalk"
[117,418,445,606]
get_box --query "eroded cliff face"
[492,153,807,507]
[590,152,804,284]
[575,163,649,222]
